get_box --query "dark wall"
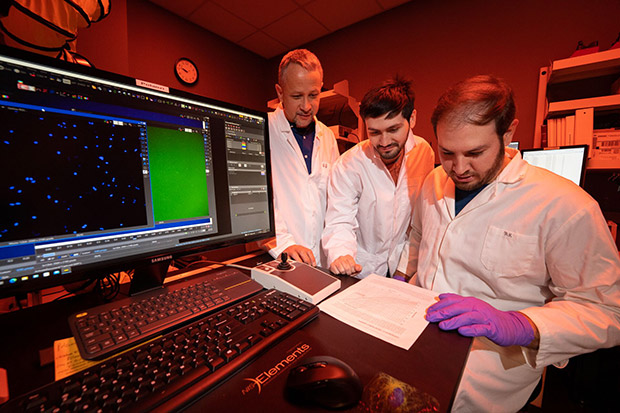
[267,0,620,151]
[77,0,271,112]
[75,0,129,76]
[62,0,620,150]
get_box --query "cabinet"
[534,47,620,169]
[267,80,363,154]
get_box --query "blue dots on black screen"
[1,107,148,242]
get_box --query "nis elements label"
[241,343,311,396]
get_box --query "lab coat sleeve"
[321,155,362,266]
[519,201,620,368]
[396,136,433,278]
[329,134,341,164]
[397,186,424,279]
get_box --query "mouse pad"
[183,329,334,412]
[181,314,451,412]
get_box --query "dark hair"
[360,76,415,120]
[431,75,516,138]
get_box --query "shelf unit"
[534,47,620,169]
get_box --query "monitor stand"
[128,259,171,296]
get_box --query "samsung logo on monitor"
[151,255,173,264]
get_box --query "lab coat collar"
[273,105,325,175]
[441,147,526,219]
[273,104,323,141]
[494,147,527,185]
[403,129,417,154]
[364,129,417,163]
[359,130,417,187]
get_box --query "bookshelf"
[534,48,620,169]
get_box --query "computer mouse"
[284,355,363,410]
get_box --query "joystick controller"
[277,252,293,270]
[251,255,341,304]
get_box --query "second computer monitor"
[521,145,588,187]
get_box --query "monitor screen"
[521,145,588,187]
[0,46,273,298]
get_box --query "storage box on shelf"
[534,48,620,170]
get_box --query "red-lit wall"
[75,0,129,76]
[77,0,271,112]
[267,0,620,151]
[73,0,620,149]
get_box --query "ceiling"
[147,0,412,59]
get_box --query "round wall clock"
[174,57,199,86]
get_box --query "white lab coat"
[261,106,339,266]
[398,148,620,412]
[322,132,434,278]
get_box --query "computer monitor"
[521,145,588,187]
[0,45,274,298]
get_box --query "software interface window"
[0,52,270,292]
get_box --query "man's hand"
[425,293,535,347]
[329,255,362,276]
[282,245,316,266]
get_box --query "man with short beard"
[396,75,620,412]
[322,77,434,278]
[261,49,339,267]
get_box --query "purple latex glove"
[425,293,535,347]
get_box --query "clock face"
[175,58,198,85]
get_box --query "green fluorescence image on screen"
[147,127,210,222]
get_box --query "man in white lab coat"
[396,75,620,412]
[322,78,434,278]
[261,49,339,267]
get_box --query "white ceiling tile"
[145,0,412,58]
[188,2,256,42]
[263,9,329,48]
[304,0,382,31]
[148,0,207,17]
[238,31,289,58]
[211,0,298,28]
[376,0,412,10]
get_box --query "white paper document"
[319,274,438,350]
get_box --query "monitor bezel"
[0,45,275,298]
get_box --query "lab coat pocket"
[316,161,330,193]
[480,226,538,276]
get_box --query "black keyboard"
[2,289,319,412]
[69,267,263,360]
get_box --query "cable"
[63,277,97,294]
[55,277,98,301]
[97,271,126,301]
[53,291,76,301]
